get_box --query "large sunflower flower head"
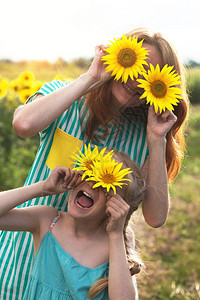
[88,156,132,194]
[137,64,183,113]
[73,144,132,194]
[102,34,149,83]
[72,144,113,179]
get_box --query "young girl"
[0,151,146,299]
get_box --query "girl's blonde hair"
[86,27,189,182]
[88,151,146,298]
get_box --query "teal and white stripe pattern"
[0,80,148,299]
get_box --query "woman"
[0,27,189,299]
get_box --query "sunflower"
[32,81,44,93]
[0,80,9,98]
[10,78,23,93]
[72,144,113,178]
[137,64,183,113]
[19,88,35,104]
[19,71,35,83]
[53,74,69,81]
[101,34,149,83]
[88,157,132,194]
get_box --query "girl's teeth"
[83,191,92,199]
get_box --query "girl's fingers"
[62,168,73,186]
[106,204,129,219]
[107,201,128,216]
[107,194,130,210]
[65,171,82,189]
[106,196,130,218]
[51,167,69,186]
[105,189,114,200]
[53,167,78,188]
[106,206,121,219]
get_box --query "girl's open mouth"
[75,191,94,209]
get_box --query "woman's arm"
[0,167,81,232]
[142,106,177,228]
[106,194,136,300]
[13,45,111,138]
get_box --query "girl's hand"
[105,193,130,236]
[147,105,177,144]
[85,45,112,91]
[42,166,82,196]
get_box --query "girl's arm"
[13,45,111,138]
[0,182,44,232]
[142,106,177,228]
[0,167,81,232]
[106,194,136,300]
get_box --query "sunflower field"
[0,59,200,299]
[0,59,88,190]
[0,71,42,190]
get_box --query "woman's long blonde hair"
[85,27,189,182]
[88,152,146,298]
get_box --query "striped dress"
[0,80,148,299]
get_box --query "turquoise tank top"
[23,212,109,299]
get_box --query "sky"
[0,0,200,64]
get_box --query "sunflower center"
[85,160,94,170]
[150,80,167,98]
[101,173,115,184]
[117,48,136,68]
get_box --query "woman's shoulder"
[26,80,71,104]
[39,79,70,95]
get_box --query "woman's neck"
[110,96,123,116]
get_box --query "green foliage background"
[136,105,200,299]
[186,67,200,104]
[0,60,200,299]
[0,97,39,190]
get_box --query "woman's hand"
[42,166,82,196]
[106,193,130,236]
[147,106,177,144]
[85,45,112,92]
